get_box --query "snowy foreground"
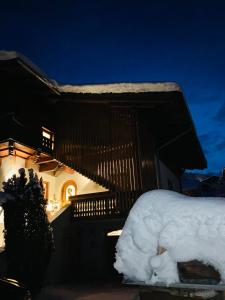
[114,190,225,284]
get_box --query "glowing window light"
[65,185,76,201]
[42,127,54,150]
[42,130,51,139]
[107,229,122,236]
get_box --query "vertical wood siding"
[54,100,157,216]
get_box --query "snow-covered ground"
[114,190,225,284]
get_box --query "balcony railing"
[70,191,136,219]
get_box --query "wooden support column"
[135,108,157,193]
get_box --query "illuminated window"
[42,131,51,139]
[42,127,54,150]
[61,180,77,205]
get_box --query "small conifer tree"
[2,168,54,294]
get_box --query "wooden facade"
[52,90,206,218]
[53,102,152,217]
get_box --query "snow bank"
[114,190,225,284]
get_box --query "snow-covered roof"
[59,82,182,94]
[0,50,59,95]
[0,51,18,60]
[0,51,181,95]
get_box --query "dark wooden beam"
[39,161,58,172]
[36,157,55,164]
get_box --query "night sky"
[1,0,225,175]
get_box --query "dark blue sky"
[1,0,225,174]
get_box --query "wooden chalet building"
[0,51,206,282]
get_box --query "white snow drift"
[114,190,225,284]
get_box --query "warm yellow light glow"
[107,229,122,236]
[42,127,55,150]
[42,130,51,139]
[6,278,19,284]
[46,199,61,219]
[0,207,5,249]
[5,169,17,181]
[1,278,20,288]
[46,202,53,212]
[65,184,76,201]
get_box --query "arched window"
[61,180,77,205]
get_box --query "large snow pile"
[114,190,225,284]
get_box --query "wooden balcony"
[70,191,136,219]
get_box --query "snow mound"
[114,190,225,284]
